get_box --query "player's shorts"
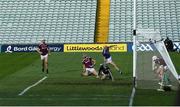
[40,54,48,60]
[105,57,112,63]
[86,68,95,73]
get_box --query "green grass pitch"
[0,52,179,106]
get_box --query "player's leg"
[157,66,165,91]
[82,72,88,76]
[44,54,48,74]
[106,57,122,74]
[81,68,89,76]
[162,66,171,86]
[159,66,164,80]
[82,68,99,78]
[89,68,99,78]
[110,61,119,71]
[109,61,122,74]
[98,65,108,79]
[156,66,161,77]
[42,60,45,72]
[41,55,45,72]
[157,66,164,85]
[101,72,107,80]
[104,57,107,63]
[107,69,114,81]
[157,85,165,92]
[92,69,99,78]
[98,64,103,76]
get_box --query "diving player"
[82,54,99,78]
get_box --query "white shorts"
[86,68,95,73]
[106,57,112,64]
[41,54,48,60]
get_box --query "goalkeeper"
[152,56,171,86]
[98,63,114,81]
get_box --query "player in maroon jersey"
[82,54,99,78]
[152,56,172,89]
[152,56,167,81]
[37,39,50,74]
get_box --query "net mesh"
[137,29,161,42]
[136,29,179,90]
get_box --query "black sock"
[42,60,44,72]
[46,69,48,74]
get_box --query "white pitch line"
[18,76,47,96]
[129,87,136,107]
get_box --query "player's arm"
[152,62,158,71]
[152,60,159,71]
[36,47,42,54]
[109,45,117,48]
[92,59,96,65]
[82,64,86,72]
[48,47,51,55]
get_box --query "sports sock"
[42,68,44,72]
[118,69,122,74]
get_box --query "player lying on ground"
[81,54,99,78]
[98,63,114,81]
[37,39,50,74]
[152,56,171,87]
[102,45,122,74]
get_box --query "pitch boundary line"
[27,94,129,97]
[129,87,136,107]
[18,76,47,96]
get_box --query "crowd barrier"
[64,44,127,52]
[1,44,64,53]
[0,42,179,53]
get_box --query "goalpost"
[133,28,180,90]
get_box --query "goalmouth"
[133,28,180,90]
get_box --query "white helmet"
[152,56,158,61]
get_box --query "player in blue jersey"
[102,45,122,74]
[37,39,50,74]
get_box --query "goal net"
[135,29,179,90]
